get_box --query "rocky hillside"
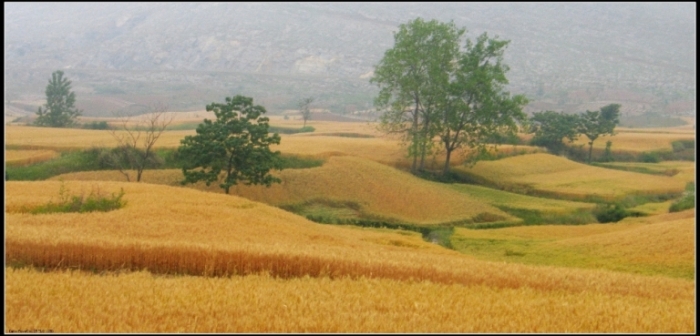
[4,3,696,117]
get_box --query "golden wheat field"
[4,125,538,169]
[455,153,687,200]
[572,129,694,152]
[50,156,516,225]
[599,161,696,185]
[4,125,193,150]
[4,116,697,333]
[6,267,694,333]
[4,149,59,166]
[4,180,696,333]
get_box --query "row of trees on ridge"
[529,104,621,163]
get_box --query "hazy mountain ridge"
[4,2,696,116]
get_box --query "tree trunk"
[588,142,594,163]
[411,100,420,173]
[419,118,429,171]
[443,147,452,176]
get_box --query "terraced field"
[4,119,696,333]
[50,156,517,226]
[572,129,694,152]
[5,149,59,166]
[455,153,687,201]
[5,180,695,333]
[596,161,696,184]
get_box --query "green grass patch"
[669,191,695,213]
[591,162,680,176]
[492,206,597,227]
[268,125,315,134]
[450,230,694,279]
[5,147,324,182]
[5,149,105,181]
[21,182,126,214]
[279,198,467,249]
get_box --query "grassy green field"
[451,209,695,279]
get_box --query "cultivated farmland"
[454,153,688,201]
[5,180,696,333]
[4,117,696,333]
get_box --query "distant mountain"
[4,2,696,117]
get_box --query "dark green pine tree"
[35,70,82,127]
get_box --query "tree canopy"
[371,19,527,175]
[35,70,82,127]
[178,95,282,194]
[528,104,621,163]
[529,110,580,155]
[438,32,527,174]
[578,103,621,163]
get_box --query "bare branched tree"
[107,102,175,182]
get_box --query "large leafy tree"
[438,33,528,175]
[35,70,82,127]
[578,103,621,163]
[529,110,580,155]
[178,95,282,194]
[371,18,465,173]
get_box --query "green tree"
[578,103,621,163]
[178,95,282,194]
[35,70,82,127]
[298,97,314,127]
[529,110,580,155]
[371,18,465,173]
[438,33,527,175]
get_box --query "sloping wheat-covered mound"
[550,209,695,277]
[455,153,686,200]
[52,156,515,226]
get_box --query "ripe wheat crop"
[5,180,692,294]
[5,125,192,150]
[6,181,696,332]
[455,153,687,201]
[572,130,694,152]
[49,156,515,226]
[5,149,59,166]
[5,267,695,333]
[600,161,695,184]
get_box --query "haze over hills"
[4,2,696,118]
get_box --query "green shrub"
[671,140,694,152]
[593,203,629,223]
[669,191,695,213]
[639,152,661,163]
